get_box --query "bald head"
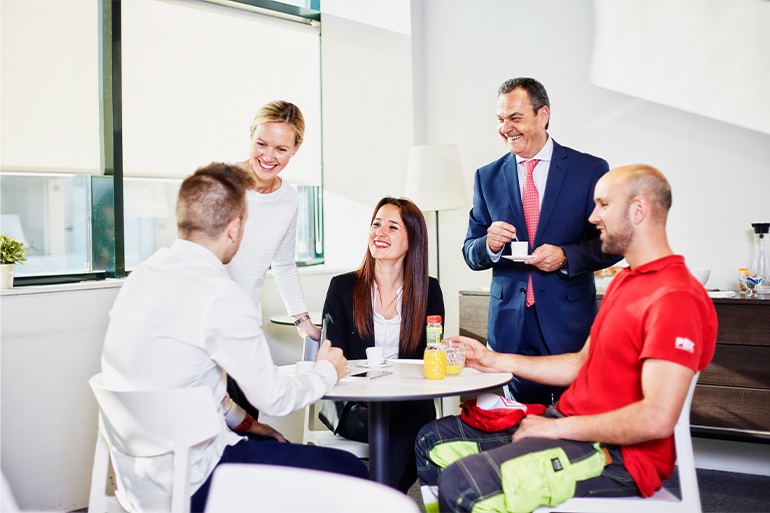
[606,164,672,223]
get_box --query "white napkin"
[707,290,736,298]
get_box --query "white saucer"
[502,255,529,262]
[357,360,394,369]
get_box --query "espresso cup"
[366,346,385,366]
[510,241,529,258]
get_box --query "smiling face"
[369,204,409,264]
[496,87,550,159]
[589,175,635,255]
[248,122,301,186]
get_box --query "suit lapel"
[501,153,526,234]
[535,140,567,246]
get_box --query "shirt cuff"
[314,359,340,391]
[486,241,503,263]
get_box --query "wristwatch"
[294,314,311,326]
[559,247,569,270]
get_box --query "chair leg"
[88,433,111,513]
[673,424,702,511]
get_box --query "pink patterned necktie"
[522,159,540,307]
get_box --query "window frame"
[8,0,323,286]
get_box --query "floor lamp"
[403,145,470,284]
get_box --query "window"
[1,0,324,283]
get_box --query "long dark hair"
[353,197,429,355]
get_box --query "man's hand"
[445,336,500,373]
[248,420,287,442]
[486,221,517,254]
[525,244,566,272]
[316,339,350,381]
[512,415,562,442]
[297,320,321,342]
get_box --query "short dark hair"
[498,77,550,129]
[176,162,252,241]
[622,164,673,220]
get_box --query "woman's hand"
[248,421,287,442]
[297,320,321,341]
[445,336,500,373]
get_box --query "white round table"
[302,359,512,485]
[269,310,323,327]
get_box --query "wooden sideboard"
[459,289,770,442]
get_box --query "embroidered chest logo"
[675,337,695,353]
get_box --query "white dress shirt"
[488,135,554,261]
[226,180,308,319]
[101,238,336,512]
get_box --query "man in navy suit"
[463,77,620,405]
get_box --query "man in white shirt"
[101,163,367,512]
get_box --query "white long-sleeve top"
[226,181,308,318]
[101,239,336,512]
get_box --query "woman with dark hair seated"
[320,197,444,492]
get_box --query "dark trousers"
[338,399,436,493]
[507,303,566,406]
[415,410,639,512]
[190,438,369,512]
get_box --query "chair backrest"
[88,373,222,513]
[302,335,320,362]
[676,371,700,426]
[89,374,221,457]
[204,464,420,513]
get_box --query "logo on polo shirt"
[675,337,695,353]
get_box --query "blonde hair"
[249,100,305,145]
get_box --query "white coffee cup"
[295,361,315,374]
[510,241,529,258]
[366,346,385,366]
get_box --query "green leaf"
[0,233,28,265]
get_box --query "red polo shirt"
[556,255,717,497]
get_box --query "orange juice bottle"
[424,315,446,380]
[424,345,446,380]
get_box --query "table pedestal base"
[368,402,390,485]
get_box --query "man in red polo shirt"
[415,164,717,513]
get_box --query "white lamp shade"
[403,145,471,212]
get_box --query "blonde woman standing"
[226,100,321,341]
[225,101,320,427]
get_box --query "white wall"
[320,12,415,269]
[412,0,770,338]
[1,285,121,511]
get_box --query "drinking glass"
[445,341,465,376]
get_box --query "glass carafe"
[749,223,770,295]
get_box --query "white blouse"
[372,282,403,360]
[226,180,308,319]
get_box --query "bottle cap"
[427,315,442,323]
[751,223,769,234]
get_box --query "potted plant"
[1,233,27,289]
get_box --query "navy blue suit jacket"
[463,140,621,356]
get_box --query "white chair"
[534,371,702,513]
[88,373,222,513]
[300,335,370,457]
[204,463,420,513]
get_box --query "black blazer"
[322,271,445,360]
